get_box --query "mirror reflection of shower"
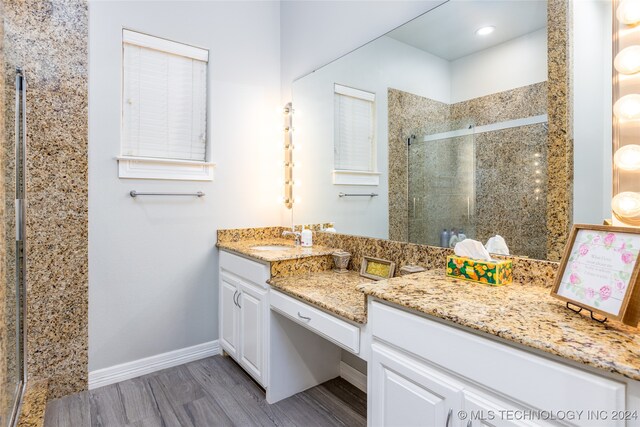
[407,119,476,249]
[407,113,548,259]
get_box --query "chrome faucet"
[282,230,302,246]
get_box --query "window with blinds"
[334,84,376,172]
[122,30,208,162]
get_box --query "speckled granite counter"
[358,271,640,381]
[216,238,337,263]
[268,271,372,324]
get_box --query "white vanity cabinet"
[368,300,628,427]
[219,250,270,387]
[371,341,463,426]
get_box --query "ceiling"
[386,0,547,61]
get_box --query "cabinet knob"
[446,408,452,427]
[233,290,239,307]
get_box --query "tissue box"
[446,255,513,286]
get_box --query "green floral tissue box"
[446,255,513,286]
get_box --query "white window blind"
[122,30,208,162]
[334,84,376,172]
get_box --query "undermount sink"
[250,245,293,251]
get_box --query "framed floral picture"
[551,224,640,326]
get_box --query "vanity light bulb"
[617,0,640,24]
[612,192,640,218]
[294,180,302,187]
[615,46,640,75]
[614,144,640,171]
[613,94,640,120]
[294,197,302,204]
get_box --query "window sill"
[332,170,380,186]
[117,156,215,181]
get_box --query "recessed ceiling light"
[475,26,495,36]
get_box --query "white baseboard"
[339,361,367,393]
[89,340,221,390]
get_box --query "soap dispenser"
[301,225,313,247]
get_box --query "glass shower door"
[407,122,476,247]
[1,68,26,427]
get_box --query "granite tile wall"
[546,0,573,260]
[0,0,8,420]
[388,89,449,242]
[2,0,88,399]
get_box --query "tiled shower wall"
[390,82,548,259]
[0,0,8,418]
[2,0,88,398]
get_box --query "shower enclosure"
[407,120,476,248]
[407,115,549,259]
[1,68,27,427]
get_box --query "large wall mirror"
[291,0,612,262]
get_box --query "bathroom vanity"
[217,227,640,427]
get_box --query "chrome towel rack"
[338,192,378,198]
[129,190,205,198]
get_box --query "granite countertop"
[217,238,337,262]
[357,270,640,381]
[268,270,372,324]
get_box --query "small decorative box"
[446,255,513,286]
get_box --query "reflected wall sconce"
[283,103,294,209]
[617,0,640,25]
[613,0,640,227]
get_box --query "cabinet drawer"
[370,301,625,421]
[271,290,360,353]
[220,250,270,288]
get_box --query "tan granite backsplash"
[313,231,559,288]
[217,226,288,244]
[218,227,559,288]
[270,255,334,279]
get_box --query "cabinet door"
[462,390,557,427]
[371,342,463,427]
[220,272,239,358]
[238,281,267,386]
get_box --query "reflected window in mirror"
[334,84,376,173]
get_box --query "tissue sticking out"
[454,239,493,261]
[486,235,510,255]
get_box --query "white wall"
[88,0,282,372]
[280,0,446,101]
[450,28,548,103]
[572,0,612,224]
[292,36,451,237]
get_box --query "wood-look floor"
[44,355,367,427]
